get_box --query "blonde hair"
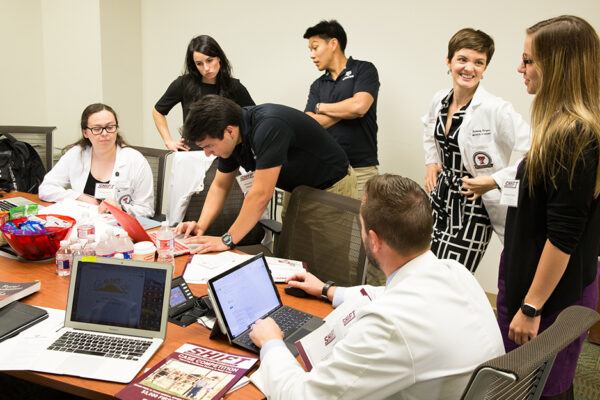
[525,15,600,197]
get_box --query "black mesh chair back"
[0,126,55,171]
[276,185,367,286]
[131,146,170,219]
[183,159,264,246]
[461,305,600,400]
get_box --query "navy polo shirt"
[305,57,380,168]
[218,104,350,193]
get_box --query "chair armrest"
[259,218,282,235]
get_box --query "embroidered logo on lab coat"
[119,194,132,205]
[473,152,494,169]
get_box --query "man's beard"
[365,241,381,271]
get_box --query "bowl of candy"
[1,214,76,260]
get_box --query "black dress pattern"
[430,90,493,272]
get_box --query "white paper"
[182,252,305,284]
[0,307,64,371]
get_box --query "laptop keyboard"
[47,331,153,361]
[236,306,312,350]
[0,200,17,211]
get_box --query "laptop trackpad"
[57,355,102,377]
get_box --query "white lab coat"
[39,145,154,217]
[422,86,531,241]
[166,151,215,224]
[252,251,505,400]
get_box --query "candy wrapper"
[9,204,39,220]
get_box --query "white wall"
[2,0,600,293]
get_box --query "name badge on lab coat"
[236,171,254,195]
[95,183,116,200]
[500,179,520,207]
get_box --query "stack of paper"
[183,252,306,284]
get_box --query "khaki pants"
[281,167,358,220]
[354,165,379,200]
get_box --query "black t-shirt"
[154,75,254,120]
[305,57,379,168]
[503,137,600,317]
[218,104,350,192]
[83,172,109,199]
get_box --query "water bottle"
[77,212,95,239]
[95,234,115,258]
[116,231,134,259]
[56,240,72,276]
[70,243,82,257]
[156,221,175,266]
[82,239,96,256]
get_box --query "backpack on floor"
[0,133,46,194]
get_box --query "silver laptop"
[31,256,172,383]
[207,253,323,356]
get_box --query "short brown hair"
[448,28,495,65]
[361,174,432,255]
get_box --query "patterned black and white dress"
[430,91,493,272]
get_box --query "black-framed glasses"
[86,125,118,135]
[522,54,534,65]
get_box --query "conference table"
[0,192,333,399]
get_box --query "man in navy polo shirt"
[176,95,356,253]
[303,19,380,198]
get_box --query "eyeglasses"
[86,125,118,135]
[522,54,534,65]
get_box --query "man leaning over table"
[250,174,504,400]
[176,94,356,254]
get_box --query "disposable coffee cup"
[133,241,156,261]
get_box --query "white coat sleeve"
[121,155,155,218]
[38,149,81,202]
[423,94,441,166]
[257,310,414,400]
[490,102,531,186]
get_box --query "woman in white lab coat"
[39,103,154,218]
[422,28,530,272]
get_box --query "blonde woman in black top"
[498,15,600,399]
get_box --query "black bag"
[0,133,46,194]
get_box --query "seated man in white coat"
[249,174,504,399]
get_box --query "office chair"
[461,305,600,400]
[0,126,56,171]
[183,159,265,246]
[242,185,368,287]
[131,146,170,220]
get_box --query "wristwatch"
[521,302,542,317]
[315,102,321,114]
[221,233,236,250]
[322,280,336,300]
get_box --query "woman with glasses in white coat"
[39,103,154,218]
[422,28,530,272]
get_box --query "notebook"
[101,200,190,256]
[0,301,48,342]
[28,256,173,383]
[207,253,323,356]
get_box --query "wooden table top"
[0,192,333,399]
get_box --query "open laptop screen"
[70,261,167,332]
[211,255,280,338]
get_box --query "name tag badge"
[236,171,254,195]
[500,179,520,207]
[95,183,116,200]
